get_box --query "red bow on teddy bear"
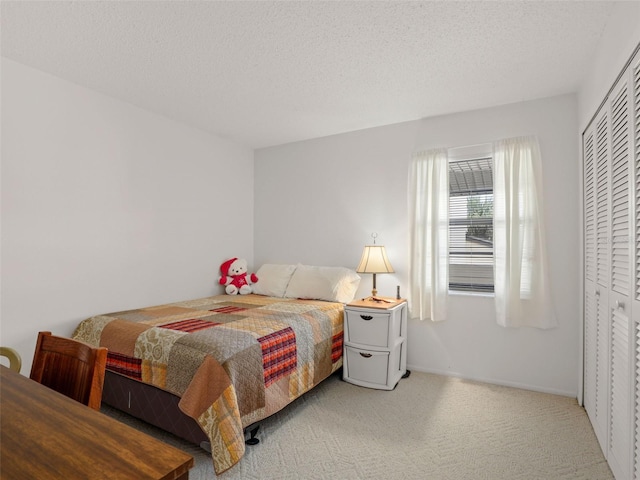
[219,258,258,295]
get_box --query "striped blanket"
[73,294,344,474]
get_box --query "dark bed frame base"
[102,371,261,451]
[102,367,348,451]
[102,371,210,449]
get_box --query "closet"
[582,45,639,480]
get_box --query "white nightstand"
[342,297,409,390]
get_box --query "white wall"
[1,58,254,374]
[256,94,580,396]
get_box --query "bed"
[72,264,360,474]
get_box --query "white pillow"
[252,264,297,297]
[284,264,361,303]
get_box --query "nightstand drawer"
[345,310,391,347]
[344,346,389,386]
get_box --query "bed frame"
[102,371,262,450]
[102,371,210,448]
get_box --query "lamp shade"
[356,245,394,274]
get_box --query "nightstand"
[342,297,408,390]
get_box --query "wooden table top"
[0,365,194,480]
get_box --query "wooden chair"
[30,331,108,411]
[0,347,22,373]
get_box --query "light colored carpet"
[102,371,613,480]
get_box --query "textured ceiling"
[1,1,616,149]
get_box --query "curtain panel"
[493,136,557,329]
[408,149,449,321]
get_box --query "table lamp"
[356,234,394,299]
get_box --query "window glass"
[448,156,494,292]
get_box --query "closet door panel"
[584,128,597,417]
[631,48,640,480]
[594,108,611,452]
[607,76,633,480]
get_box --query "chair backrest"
[30,331,108,411]
[0,347,22,373]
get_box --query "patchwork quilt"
[73,294,344,474]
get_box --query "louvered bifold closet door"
[631,48,640,480]
[584,45,640,480]
[584,126,598,421]
[591,107,611,454]
[607,75,633,480]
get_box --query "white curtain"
[493,136,557,329]
[408,149,449,321]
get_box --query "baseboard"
[406,364,578,399]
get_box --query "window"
[448,151,494,293]
[409,137,554,326]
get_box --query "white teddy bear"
[218,258,258,295]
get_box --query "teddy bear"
[218,258,258,295]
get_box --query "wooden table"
[0,365,194,480]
